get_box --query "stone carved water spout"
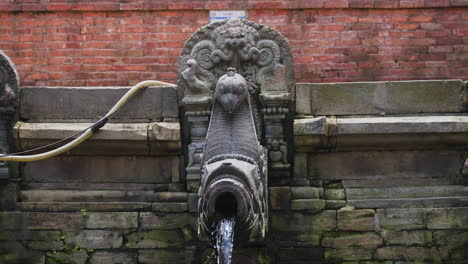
[177,17,295,261]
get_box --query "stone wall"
[0,1,467,86]
[1,79,467,263]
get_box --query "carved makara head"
[215,68,248,114]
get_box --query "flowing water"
[215,217,236,264]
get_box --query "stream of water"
[215,217,236,264]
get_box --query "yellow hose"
[0,80,175,162]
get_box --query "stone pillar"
[261,92,292,180]
[182,98,212,193]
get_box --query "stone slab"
[337,209,376,231]
[271,211,336,232]
[322,232,383,248]
[90,251,137,264]
[346,186,468,200]
[21,190,154,202]
[295,115,468,151]
[19,202,152,212]
[15,121,181,155]
[64,230,122,249]
[337,115,468,134]
[378,208,426,230]
[20,86,178,121]
[381,230,432,246]
[140,213,196,230]
[296,80,466,115]
[22,156,176,183]
[290,199,325,212]
[0,212,83,230]
[349,197,468,209]
[85,212,138,229]
[426,207,468,229]
[308,150,463,180]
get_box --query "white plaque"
[209,10,246,23]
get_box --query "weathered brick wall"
[0,0,466,86]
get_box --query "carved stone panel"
[0,50,19,180]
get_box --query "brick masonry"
[0,1,466,86]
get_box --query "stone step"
[346,186,468,200]
[26,183,159,191]
[20,190,154,202]
[348,197,468,209]
[342,178,460,188]
[19,202,151,212]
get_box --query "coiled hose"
[0,80,175,162]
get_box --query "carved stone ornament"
[0,50,19,179]
[0,50,19,118]
[177,18,295,103]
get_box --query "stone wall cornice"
[0,0,466,12]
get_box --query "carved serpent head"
[215,68,248,114]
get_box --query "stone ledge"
[14,121,181,155]
[20,86,178,121]
[295,115,468,151]
[296,80,466,115]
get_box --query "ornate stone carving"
[198,68,268,242]
[0,50,19,180]
[178,18,295,189]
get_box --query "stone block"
[291,199,325,212]
[309,150,463,180]
[155,192,188,202]
[278,247,322,261]
[269,187,291,210]
[433,230,468,256]
[426,208,468,229]
[322,232,383,248]
[294,153,309,180]
[0,212,83,230]
[64,230,122,249]
[324,248,373,262]
[20,86,178,121]
[90,251,137,264]
[378,208,425,230]
[296,80,465,115]
[187,193,198,213]
[0,230,61,241]
[26,240,63,250]
[23,156,174,183]
[138,249,195,264]
[271,211,336,232]
[273,231,321,247]
[374,246,440,261]
[338,209,376,231]
[126,230,188,248]
[152,203,187,212]
[291,187,322,199]
[324,189,346,200]
[85,212,138,229]
[380,230,432,246]
[326,200,347,209]
[140,213,196,230]
[46,252,88,264]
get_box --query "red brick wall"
[0,0,466,86]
